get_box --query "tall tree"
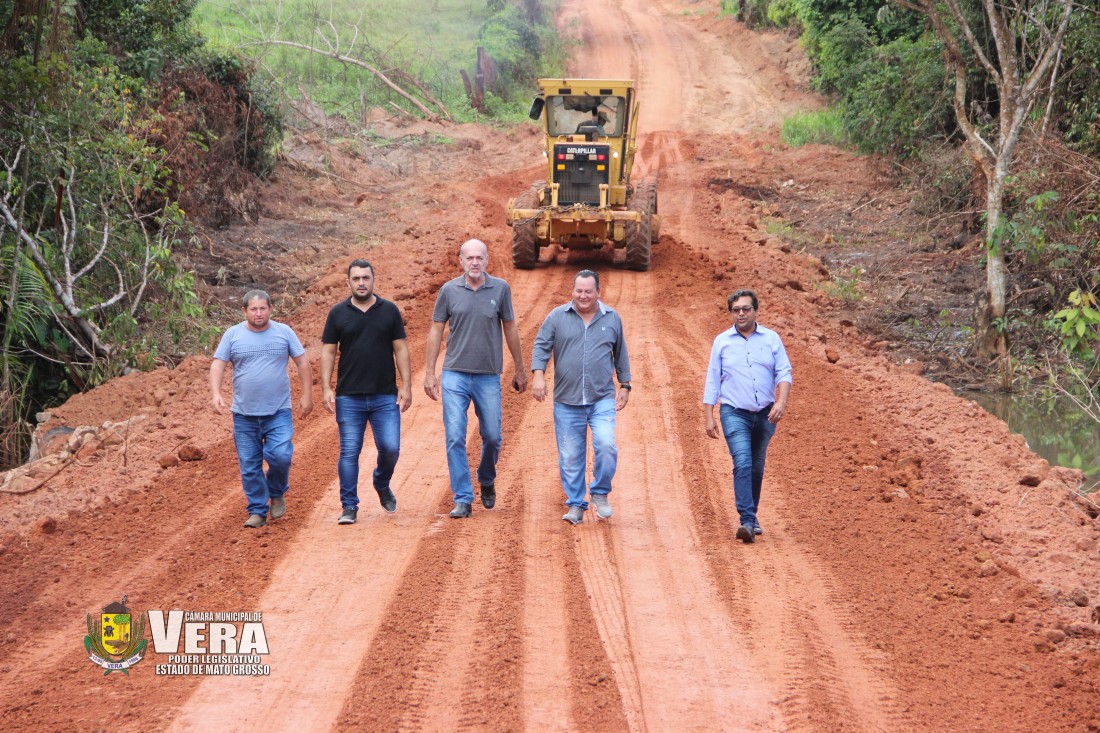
[892,0,1077,366]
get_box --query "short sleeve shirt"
[213,321,305,415]
[431,274,515,375]
[321,297,406,396]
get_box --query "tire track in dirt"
[506,259,633,732]
[584,265,784,732]
[647,197,915,731]
[0,406,340,732]
[167,395,456,732]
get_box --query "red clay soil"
[1,0,1098,731]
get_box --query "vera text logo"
[150,610,271,676]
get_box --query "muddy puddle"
[962,389,1100,491]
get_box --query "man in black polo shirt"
[321,259,412,525]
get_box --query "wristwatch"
[619,384,632,390]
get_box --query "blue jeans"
[441,370,502,504]
[553,399,617,509]
[336,394,401,510]
[232,409,294,517]
[720,404,777,527]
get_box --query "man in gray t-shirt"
[424,239,527,518]
[210,290,313,528]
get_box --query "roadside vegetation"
[4,0,1092,463]
[0,0,565,468]
[728,0,1100,395]
[194,0,567,123]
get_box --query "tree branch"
[71,204,112,282]
[244,39,442,121]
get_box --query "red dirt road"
[2,1,1098,731]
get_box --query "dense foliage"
[1057,9,1100,158]
[477,0,566,114]
[726,0,1099,381]
[0,0,283,466]
[193,0,566,124]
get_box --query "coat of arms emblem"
[84,595,147,675]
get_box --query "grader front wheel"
[511,183,543,269]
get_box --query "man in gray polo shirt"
[531,269,631,524]
[424,239,528,518]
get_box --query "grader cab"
[506,79,659,270]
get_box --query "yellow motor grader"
[506,79,659,270]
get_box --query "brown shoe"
[270,496,286,519]
[243,514,267,528]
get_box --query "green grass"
[816,266,863,302]
[194,0,513,121]
[780,107,848,148]
[762,218,793,237]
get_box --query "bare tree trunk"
[893,0,1076,375]
[978,171,1008,361]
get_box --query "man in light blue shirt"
[210,290,313,528]
[703,289,792,543]
[532,270,631,524]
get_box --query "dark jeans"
[719,404,777,527]
[336,394,401,510]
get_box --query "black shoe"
[753,523,763,536]
[449,502,472,518]
[377,487,397,513]
[338,508,357,525]
[736,524,755,544]
[480,484,496,509]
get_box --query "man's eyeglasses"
[729,306,754,314]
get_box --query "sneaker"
[562,506,584,525]
[376,487,397,513]
[736,524,755,544]
[338,508,357,525]
[449,502,472,518]
[480,484,496,509]
[590,493,613,519]
[753,523,763,536]
[270,496,286,519]
[243,514,267,528]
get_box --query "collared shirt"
[531,300,631,406]
[321,296,406,396]
[702,323,792,410]
[432,273,516,375]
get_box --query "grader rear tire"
[511,183,543,269]
[648,182,660,243]
[624,215,652,271]
[625,180,654,271]
[512,220,537,269]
